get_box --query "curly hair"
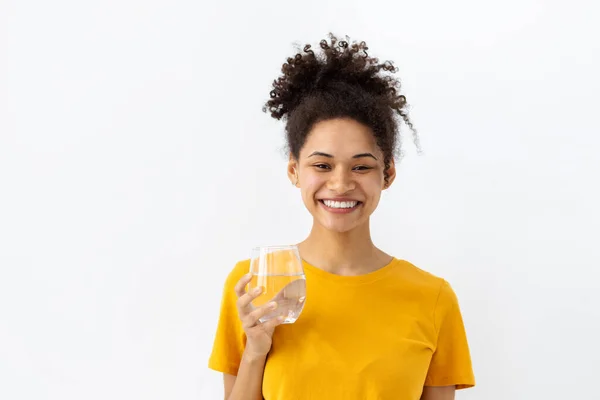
[263,33,420,183]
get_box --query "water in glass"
[248,245,306,324]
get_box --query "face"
[288,118,396,233]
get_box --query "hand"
[234,273,285,358]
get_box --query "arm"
[222,274,284,400]
[223,352,267,400]
[420,386,456,400]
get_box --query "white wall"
[1,0,599,399]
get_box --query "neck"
[298,220,392,276]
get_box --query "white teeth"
[323,200,358,209]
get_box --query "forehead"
[300,118,380,158]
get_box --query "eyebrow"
[353,153,378,161]
[308,151,378,161]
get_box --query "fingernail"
[269,302,278,309]
[253,286,263,294]
[277,316,285,322]
[245,272,252,279]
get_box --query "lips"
[321,199,359,209]
[318,199,362,213]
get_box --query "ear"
[287,156,299,187]
[383,159,396,189]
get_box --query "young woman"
[208,34,475,400]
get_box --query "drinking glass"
[247,245,306,324]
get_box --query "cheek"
[301,171,324,191]
[300,173,327,205]
[362,178,384,201]
[303,173,323,189]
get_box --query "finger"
[237,285,264,313]
[234,273,253,298]
[260,315,286,331]
[242,301,278,329]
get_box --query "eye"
[313,163,331,170]
[353,165,372,171]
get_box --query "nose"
[327,168,356,194]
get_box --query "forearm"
[420,386,456,400]
[227,351,267,400]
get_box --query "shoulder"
[223,259,251,287]
[395,259,446,291]
[394,259,459,309]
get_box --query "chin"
[325,225,354,234]
[305,203,372,233]
[316,218,362,234]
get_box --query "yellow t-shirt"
[208,257,475,399]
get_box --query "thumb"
[261,315,285,333]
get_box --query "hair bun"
[264,33,409,125]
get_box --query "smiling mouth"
[318,199,362,210]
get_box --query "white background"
[1,0,599,399]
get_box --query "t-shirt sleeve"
[424,279,475,389]
[208,261,249,376]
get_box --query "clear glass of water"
[247,245,306,324]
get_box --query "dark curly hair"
[263,33,420,184]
